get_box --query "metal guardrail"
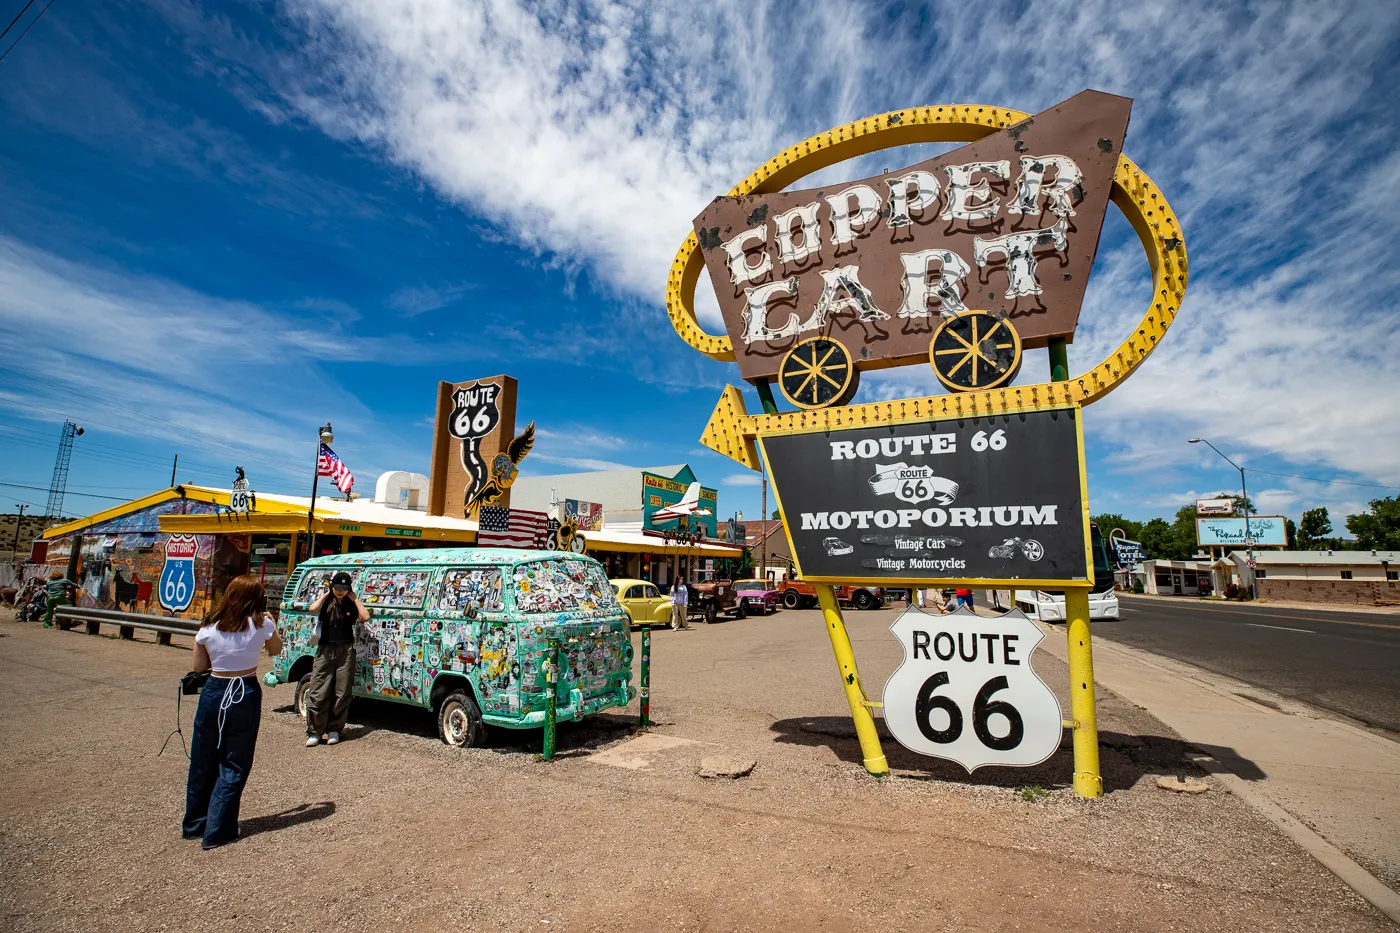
[54,605,199,644]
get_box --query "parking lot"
[1,606,1392,932]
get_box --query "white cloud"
[723,472,762,487]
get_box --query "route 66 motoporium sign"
[884,605,1062,771]
[760,406,1091,585]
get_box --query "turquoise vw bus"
[265,548,635,746]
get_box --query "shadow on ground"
[240,801,337,838]
[274,698,640,757]
[770,716,1265,791]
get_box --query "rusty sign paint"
[692,90,1131,384]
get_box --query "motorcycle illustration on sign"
[883,604,1062,771]
[988,537,1044,561]
[159,533,199,613]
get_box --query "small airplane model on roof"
[650,482,713,523]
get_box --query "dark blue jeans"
[183,675,261,847]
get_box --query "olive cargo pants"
[306,643,356,736]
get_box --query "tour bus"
[1005,523,1120,622]
[265,548,635,747]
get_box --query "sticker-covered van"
[265,548,635,746]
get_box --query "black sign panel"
[762,408,1089,583]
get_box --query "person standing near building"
[183,574,282,849]
[42,568,76,627]
[670,578,689,630]
[304,571,368,746]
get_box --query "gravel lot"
[0,605,1391,932]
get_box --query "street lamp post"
[1189,438,1254,599]
[306,422,334,560]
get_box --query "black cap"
[331,572,353,588]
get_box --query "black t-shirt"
[319,595,358,644]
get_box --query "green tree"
[1346,497,1400,550]
[1284,517,1297,548]
[1139,516,1185,561]
[1090,513,1143,543]
[1297,507,1333,549]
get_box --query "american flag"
[317,443,355,495]
[478,505,549,549]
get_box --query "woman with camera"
[182,574,282,850]
[304,571,368,747]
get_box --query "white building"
[1230,550,1400,606]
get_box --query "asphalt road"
[1089,595,1400,735]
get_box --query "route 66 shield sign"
[883,604,1062,771]
[159,533,199,613]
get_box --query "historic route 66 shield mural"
[883,604,1061,771]
[159,533,199,613]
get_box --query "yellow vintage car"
[610,578,674,629]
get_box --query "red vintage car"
[732,579,781,615]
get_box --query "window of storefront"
[1340,570,1353,580]
[249,534,293,609]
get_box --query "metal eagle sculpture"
[463,422,536,514]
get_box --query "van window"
[360,569,432,609]
[293,569,339,606]
[512,558,618,614]
[433,567,503,615]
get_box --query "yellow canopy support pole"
[815,584,889,776]
[1064,589,1103,798]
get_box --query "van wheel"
[853,590,876,611]
[782,590,801,610]
[293,673,313,723]
[438,691,486,747]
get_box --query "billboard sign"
[427,375,519,517]
[1196,498,1234,516]
[762,407,1090,584]
[1196,516,1287,548]
[692,90,1130,384]
[1111,537,1144,567]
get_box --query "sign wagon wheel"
[777,336,860,410]
[929,310,1023,392]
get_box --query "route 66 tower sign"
[665,90,1189,798]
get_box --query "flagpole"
[306,422,333,561]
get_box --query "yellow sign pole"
[815,584,889,776]
[1064,588,1102,798]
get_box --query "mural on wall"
[463,423,536,514]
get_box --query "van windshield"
[512,558,618,615]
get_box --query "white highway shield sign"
[883,605,1062,771]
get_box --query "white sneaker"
[305,736,320,747]
[326,732,340,746]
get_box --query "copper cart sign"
[693,90,1129,396]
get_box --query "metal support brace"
[815,584,889,776]
[1064,588,1103,798]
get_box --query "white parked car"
[1011,589,1119,622]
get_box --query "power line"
[0,480,127,501]
[0,1,36,46]
[1245,468,1400,491]
[0,0,53,64]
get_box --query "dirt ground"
[0,605,1391,932]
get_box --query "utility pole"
[45,421,84,518]
[306,423,334,561]
[1189,438,1255,600]
[11,503,26,566]
[760,470,768,582]
[170,454,179,487]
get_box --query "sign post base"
[815,584,889,777]
[1064,589,1103,798]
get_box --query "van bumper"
[512,684,634,726]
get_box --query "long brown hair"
[203,574,267,633]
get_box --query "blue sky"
[1,0,1398,532]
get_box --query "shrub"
[1224,583,1240,599]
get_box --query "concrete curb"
[1186,752,1400,925]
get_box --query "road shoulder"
[1034,616,1400,920]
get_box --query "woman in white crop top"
[181,574,283,849]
